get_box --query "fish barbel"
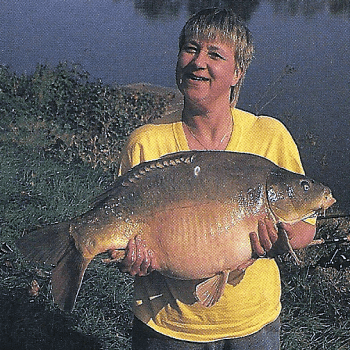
[17,151,335,311]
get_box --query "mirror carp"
[17,151,336,311]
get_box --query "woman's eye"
[184,46,197,53]
[209,52,225,60]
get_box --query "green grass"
[279,218,350,349]
[0,142,134,349]
[0,63,349,349]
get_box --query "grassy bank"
[0,64,349,349]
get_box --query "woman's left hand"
[236,218,316,271]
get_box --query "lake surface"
[1,0,350,210]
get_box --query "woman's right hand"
[236,218,278,271]
[119,235,160,276]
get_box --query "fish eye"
[300,180,310,191]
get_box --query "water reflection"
[134,0,182,19]
[186,0,260,20]
[269,0,326,16]
[268,0,350,16]
[329,0,350,15]
[132,0,260,21]
[133,0,349,19]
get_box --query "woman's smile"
[185,72,210,82]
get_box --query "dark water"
[1,0,350,210]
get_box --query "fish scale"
[17,150,336,310]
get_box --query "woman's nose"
[192,50,207,69]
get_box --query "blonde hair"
[179,8,254,106]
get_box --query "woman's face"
[176,37,241,107]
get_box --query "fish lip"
[278,210,317,224]
[320,190,336,210]
[313,197,336,218]
[307,194,336,218]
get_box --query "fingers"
[124,236,146,276]
[138,248,151,277]
[120,236,159,276]
[148,249,161,271]
[250,218,279,258]
[258,218,278,250]
[249,232,266,257]
[119,238,135,273]
[132,236,148,276]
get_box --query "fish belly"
[142,200,267,280]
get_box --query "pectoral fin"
[267,225,301,265]
[195,270,230,307]
[227,270,246,286]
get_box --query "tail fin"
[17,223,91,311]
[51,240,91,311]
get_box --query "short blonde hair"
[179,8,254,106]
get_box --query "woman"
[116,8,316,349]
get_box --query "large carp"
[17,151,335,311]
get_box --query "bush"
[0,63,176,173]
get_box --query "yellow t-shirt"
[119,107,305,342]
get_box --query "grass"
[279,218,350,349]
[0,63,349,349]
[0,142,133,349]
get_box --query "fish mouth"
[320,189,336,210]
[313,190,336,218]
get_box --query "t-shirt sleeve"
[118,139,144,176]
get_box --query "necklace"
[184,122,232,150]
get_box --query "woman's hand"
[251,218,316,255]
[250,218,279,257]
[118,235,160,276]
[236,218,277,271]
[236,218,316,271]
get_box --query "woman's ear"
[231,67,243,87]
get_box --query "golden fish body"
[18,151,335,310]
